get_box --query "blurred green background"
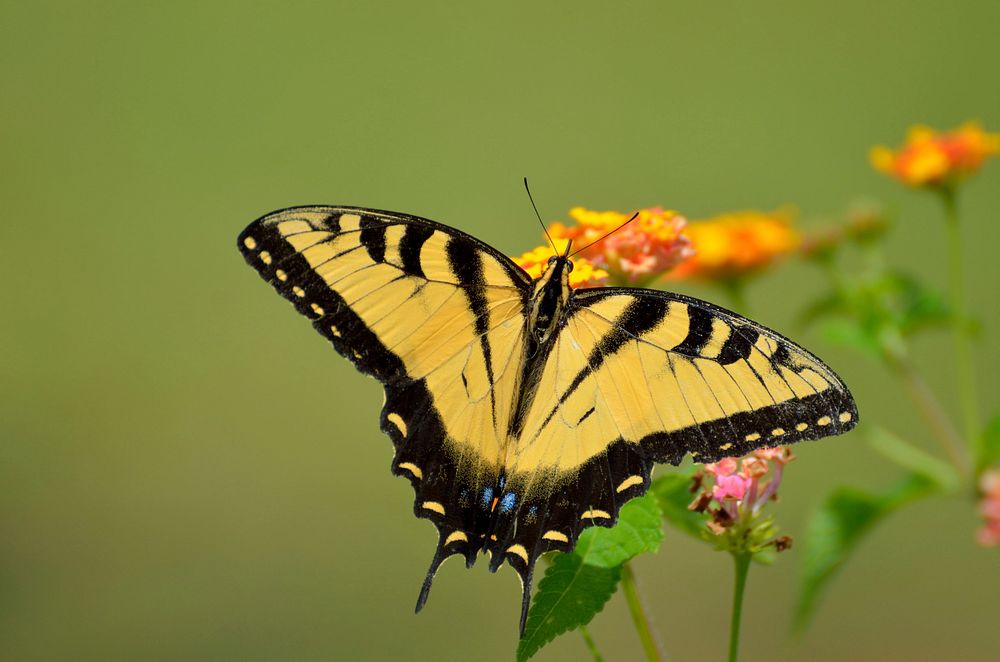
[3,1,998,660]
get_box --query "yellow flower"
[870,121,1000,188]
[671,209,800,281]
[513,244,609,288]
[548,206,693,286]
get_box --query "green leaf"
[517,493,665,659]
[819,318,883,357]
[976,414,1000,474]
[794,474,937,634]
[867,426,960,492]
[517,551,622,662]
[575,492,664,568]
[651,471,709,540]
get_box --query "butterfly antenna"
[523,177,557,253]
[569,211,639,257]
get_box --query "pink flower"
[976,470,1000,547]
[693,446,794,554]
[713,474,751,501]
[704,457,738,477]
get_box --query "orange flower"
[670,209,800,281]
[870,121,1000,188]
[513,244,609,288]
[548,206,693,286]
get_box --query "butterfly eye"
[565,261,574,273]
[547,257,557,266]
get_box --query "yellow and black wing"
[237,206,533,584]
[500,288,857,555]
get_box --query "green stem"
[728,553,752,662]
[886,352,970,474]
[578,625,603,662]
[941,189,981,451]
[621,562,664,662]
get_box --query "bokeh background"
[3,1,998,660]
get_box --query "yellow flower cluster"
[670,209,800,281]
[870,121,1000,188]
[513,244,610,288]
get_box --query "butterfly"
[238,205,857,634]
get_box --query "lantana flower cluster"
[977,470,1000,547]
[513,243,610,288]
[689,447,795,554]
[547,206,693,286]
[670,209,800,282]
[870,121,1000,189]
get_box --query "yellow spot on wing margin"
[260,251,272,264]
[422,501,445,515]
[398,462,422,479]
[615,475,644,493]
[542,530,569,543]
[506,544,529,563]
[796,422,808,432]
[243,236,257,249]
[444,531,468,545]
[275,269,287,281]
[580,509,611,520]
[839,411,852,423]
[771,428,786,437]
[720,442,733,451]
[817,416,832,426]
[387,413,407,437]
[745,432,761,442]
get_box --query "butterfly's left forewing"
[238,207,533,583]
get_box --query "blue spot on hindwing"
[499,492,517,513]
[480,487,493,508]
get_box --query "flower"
[870,121,1000,188]
[704,457,739,477]
[688,447,796,554]
[513,244,609,288]
[669,209,800,282]
[548,206,693,286]
[713,474,751,501]
[976,470,1000,547]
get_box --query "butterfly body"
[238,205,857,633]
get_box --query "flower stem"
[941,190,981,451]
[578,625,603,662]
[886,353,970,474]
[621,562,664,662]
[728,552,752,662]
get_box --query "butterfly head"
[530,250,574,345]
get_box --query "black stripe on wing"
[569,286,859,465]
